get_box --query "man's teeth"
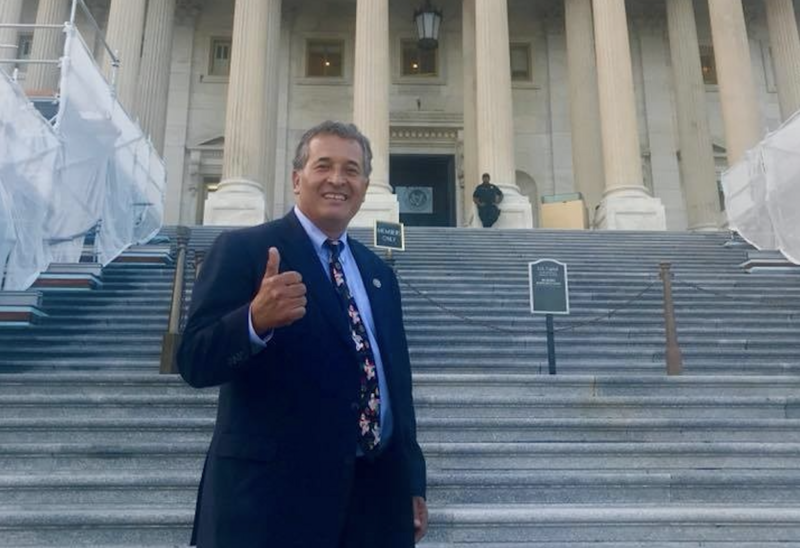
[324,194,346,201]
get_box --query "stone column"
[666,0,719,230]
[103,0,147,112]
[765,0,800,121]
[474,0,532,228]
[564,0,604,220]
[162,7,198,225]
[462,0,479,226]
[0,0,25,71]
[205,0,281,226]
[26,0,69,93]
[351,0,399,226]
[592,0,665,230]
[137,0,176,154]
[707,0,762,165]
[262,0,282,220]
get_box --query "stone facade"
[6,0,797,230]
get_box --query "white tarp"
[48,27,119,263]
[0,23,166,290]
[0,69,60,290]
[722,111,800,264]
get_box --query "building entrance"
[389,154,456,227]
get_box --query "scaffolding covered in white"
[722,112,800,265]
[0,15,165,290]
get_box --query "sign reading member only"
[374,220,405,251]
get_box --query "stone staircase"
[0,226,799,546]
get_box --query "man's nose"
[327,167,347,184]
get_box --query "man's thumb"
[264,247,280,278]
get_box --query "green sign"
[374,220,405,251]
[529,259,570,315]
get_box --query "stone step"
[420,505,800,544]
[0,335,163,345]
[407,359,800,376]
[3,372,799,398]
[414,394,797,419]
[2,356,797,375]
[407,347,800,361]
[3,470,800,507]
[401,305,800,318]
[405,323,800,335]
[2,393,795,419]
[395,279,800,291]
[0,507,191,547]
[2,505,800,546]
[1,441,799,472]
[422,442,800,470]
[405,334,800,347]
[0,358,159,371]
[4,335,799,352]
[4,417,800,444]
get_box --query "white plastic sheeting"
[722,111,800,265]
[0,69,60,290]
[0,24,166,290]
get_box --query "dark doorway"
[389,154,456,227]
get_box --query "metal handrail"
[659,262,683,376]
[159,243,187,374]
[70,0,118,66]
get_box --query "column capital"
[628,0,666,33]
[176,0,205,21]
[536,0,564,27]
[742,1,763,26]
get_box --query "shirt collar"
[293,206,349,257]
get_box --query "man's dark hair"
[482,173,490,180]
[293,120,373,178]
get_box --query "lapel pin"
[373,278,382,289]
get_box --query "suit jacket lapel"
[276,211,352,349]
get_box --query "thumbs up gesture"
[250,247,307,334]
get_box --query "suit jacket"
[178,211,426,548]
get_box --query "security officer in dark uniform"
[472,173,504,227]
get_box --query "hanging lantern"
[414,0,442,51]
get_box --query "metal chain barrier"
[553,281,659,333]
[395,272,660,335]
[672,278,792,308]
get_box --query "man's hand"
[250,247,307,334]
[413,496,428,543]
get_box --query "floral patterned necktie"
[324,240,381,454]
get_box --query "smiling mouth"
[323,193,348,202]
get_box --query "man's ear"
[362,178,370,202]
[292,171,300,195]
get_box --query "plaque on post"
[528,259,570,374]
[529,259,570,315]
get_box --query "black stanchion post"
[659,262,683,376]
[546,314,556,375]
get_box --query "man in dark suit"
[178,120,427,547]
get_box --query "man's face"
[482,175,490,184]
[292,134,369,237]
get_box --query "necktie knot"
[324,239,343,261]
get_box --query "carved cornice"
[390,126,459,145]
